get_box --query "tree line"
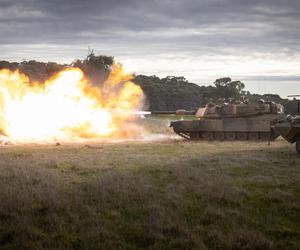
[0,53,297,114]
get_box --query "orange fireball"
[0,63,144,143]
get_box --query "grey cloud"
[0,0,299,58]
[1,0,300,97]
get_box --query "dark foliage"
[72,52,114,85]
[0,60,65,83]
[134,75,205,111]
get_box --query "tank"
[168,99,285,141]
[273,115,300,154]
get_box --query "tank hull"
[170,114,280,141]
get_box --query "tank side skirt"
[175,131,277,141]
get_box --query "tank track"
[176,131,279,141]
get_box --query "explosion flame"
[0,63,144,143]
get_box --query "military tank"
[272,115,300,154]
[272,95,300,154]
[168,99,285,141]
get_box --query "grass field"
[0,117,300,250]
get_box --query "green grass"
[0,118,300,249]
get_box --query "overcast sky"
[0,0,299,97]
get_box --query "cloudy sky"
[0,0,299,97]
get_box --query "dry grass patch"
[0,137,299,249]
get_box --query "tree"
[161,76,188,84]
[214,77,232,88]
[72,52,114,85]
[214,77,245,98]
[72,52,114,71]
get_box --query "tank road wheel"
[259,132,270,141]
[190,132,199,140]
[296,137,300,154]
[225,132,236,141]
[236,132,248,141]
[248,132,259,141]
[202,132,214,141]
[214,132,225,141]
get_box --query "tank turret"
[194,100,284,119]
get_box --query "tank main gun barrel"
[151,110,196,115]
